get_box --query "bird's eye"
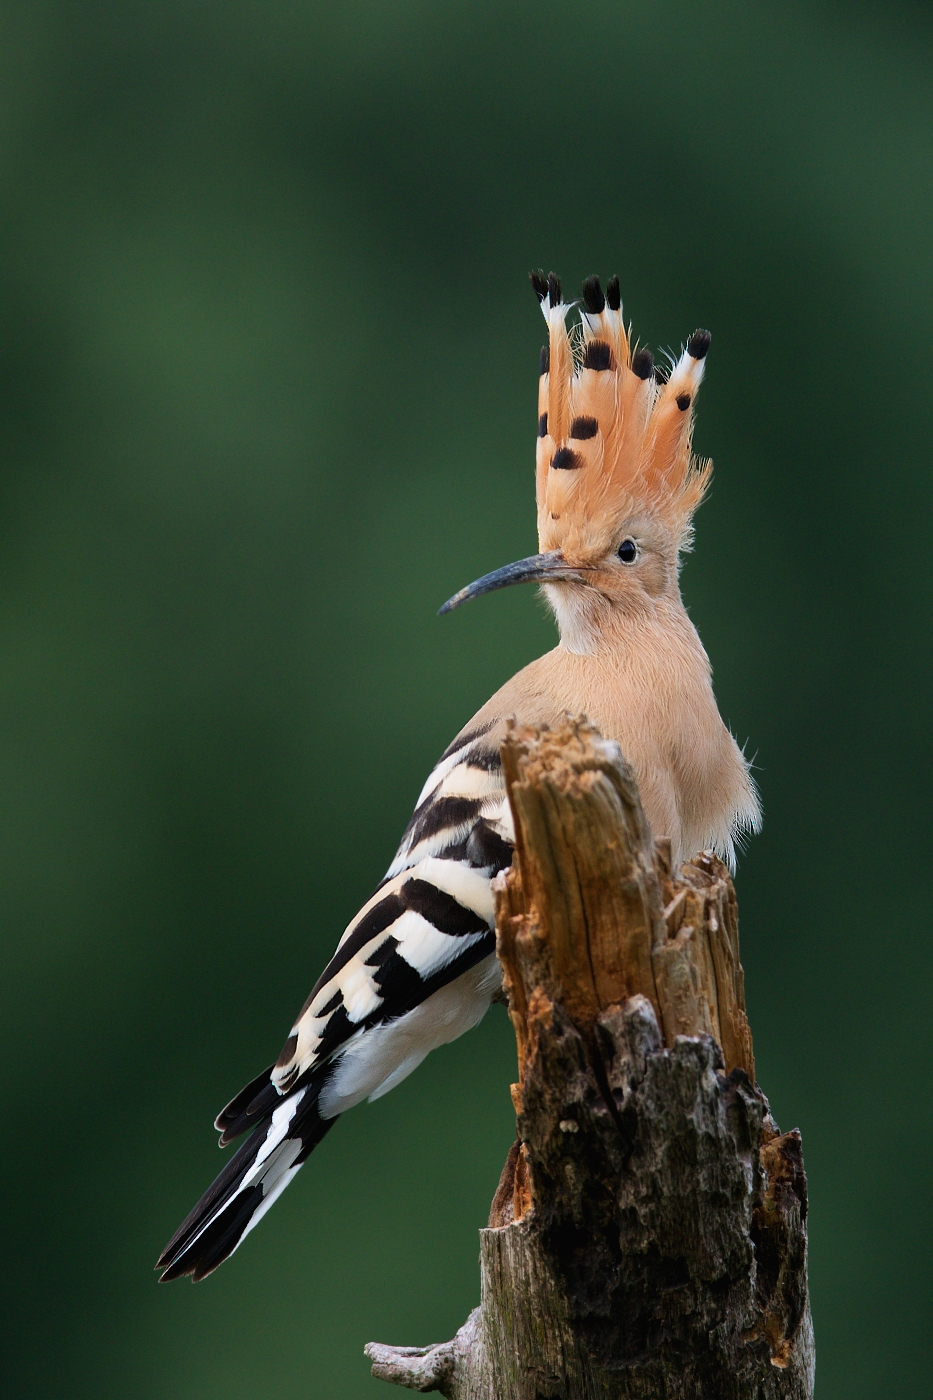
[617,538,638,564]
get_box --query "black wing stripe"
[402,795,483,849]
[312,1003,355,1063]
[364,935,399,967]
[401,877,489,937]
[461,746,502,772]
[370,949,423,1009]
[439,721,494,763]
[466,817,513,872]
[430,821,513,875]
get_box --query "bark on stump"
[366,719,814,1399]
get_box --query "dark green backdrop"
[2,2,930,1396]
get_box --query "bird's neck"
[546,583,699,664]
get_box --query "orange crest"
[532,272,712,562]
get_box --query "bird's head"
[440,272,712,652]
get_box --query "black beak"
[438,550,587,615]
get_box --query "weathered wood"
[366,719,813,1398]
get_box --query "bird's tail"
[156,1066,335,1282]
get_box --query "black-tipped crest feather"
[582,275,605,314]
[687,328,711,359]
[631,347,654,379]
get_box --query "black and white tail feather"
[157,726,512,1281]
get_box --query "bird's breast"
[465,623,756,868]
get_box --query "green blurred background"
[1,1,930,1395]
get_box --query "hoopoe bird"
[157,271,761,1282]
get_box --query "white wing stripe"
[250,1090,305,1173]
[435,763,502,802]
[386,908,487,981]
[414,856,495,922]
[340,959,386,1023]
[414,738,482,805]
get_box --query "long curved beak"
[438,550,587,615]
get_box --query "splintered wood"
[495,717,754,1105]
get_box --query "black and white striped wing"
[271,722,512,1103]
[156,723,512,1282]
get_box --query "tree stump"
[366,719,814,1399]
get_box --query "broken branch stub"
[497,721,663,1041]
[496,718,754,1106]
[367,718,812,1399]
